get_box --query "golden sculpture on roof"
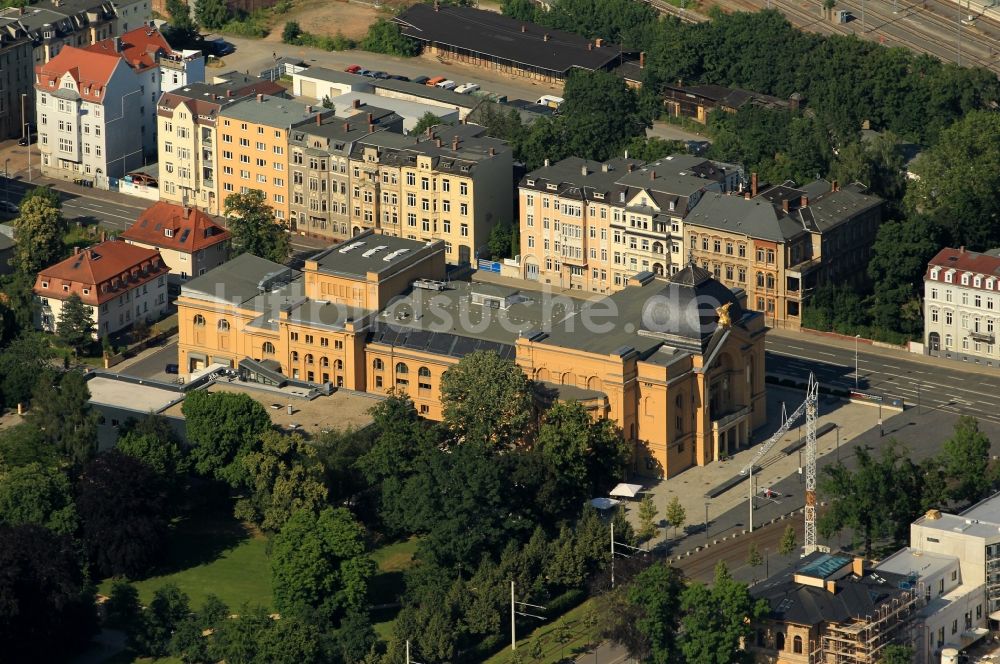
[716,302,733,329]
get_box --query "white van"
[454,83,480,94]
[436,80,458,90]
[536,95,564,109]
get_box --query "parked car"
[165,363,179,375]
[368,70,389,79]
[0,200,19,214]
[344,64,362,73]
[17,133,34,146]
[357,69,371,77]
[436,80,458,90]
[203,39,234,57]
[389,74,410,82]
[425,76,446,87]
[454,83,480,94]
[412,75,430,85]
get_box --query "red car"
[344,64,362,74]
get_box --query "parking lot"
[112,337,180,383]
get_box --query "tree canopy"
[181,389,272,487]
[26,370,98,467]
[11,194,66,275]
[359,18,419,57]
[224,190,290,264]
[0,462,77,534]
[57,292,94,354]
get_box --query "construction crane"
[739,373,821,553]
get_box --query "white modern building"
[34,25,202,189]
[924,247,1000,367]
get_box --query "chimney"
[544,33,550,42]
[800,195,808,208]
[226,89,233,98]
[452,135,459,151]
[851,557,864,577]
[489,146,496,157]
[961,246,966,253]
[305,104,312,114]
[256,93,263,103]
[184,205,191,218]
[587,42,592,51]
[343,122,350,132]
[369,123,375,133]
[544,158,550,168]
[433,0,439,9]
[831,179,839,192]
[521,24,526,32]
[316,113,322,126]
[74,246,80,255]
[595,38,603,48]
[115,36,123,52]
[601,162,609,172]
[100,231,107,242]
[639,51,645,69]
[435,138,442,148]
[650,170,656,180]
[782,199,790,212]
[426,126,432,137]
[367,112,373,124]
[750,172,758,197]
[353,98,361,109]
[627,163,634,173]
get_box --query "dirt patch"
[265,0,392,42]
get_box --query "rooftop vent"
[413,279,446,291]
[383,248,410,262]
[362,245,389,257]
[338,241,364,254]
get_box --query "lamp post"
[704,501,710,532]
[835,424,840,461]
[3,158,9,204]
[854,334,861,389]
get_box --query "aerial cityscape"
[0,0,998,661]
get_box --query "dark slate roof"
[685,193,805,243]
[367,324,516,361]
[394,4,622,76]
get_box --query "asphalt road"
[118,339,179,382]
[766,331,1000,425]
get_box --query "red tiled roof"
[34,240,170,306]
[35,46,122,103]
[85,26,175,73]
[121,202,230,254]
[926,247,1000,291]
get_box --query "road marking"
[67,204,135,222]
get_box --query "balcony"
[970,331,995,344]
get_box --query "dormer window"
[41,281,48,288]
[62,284,69,291]
[930,267,940,280]
[526,178,535,186]
[945,271,953,283]
[82,288,89,295]
[961,273,970,285]
[975,276,982,288]
[164,228,174,238]
[669,200,675,211]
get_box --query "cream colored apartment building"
[156,74,284,214]
[349,123,512,265]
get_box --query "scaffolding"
[818,589,920,664]
[986,543,1000,613]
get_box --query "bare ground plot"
[264,0,391,42]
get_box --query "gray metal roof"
[181,253,298,306]
[369,77,479,108]
[220,95,325,128]
[297,66,370,87]
[685,193,804,242]
[523,156,641,199]
[309,232,440,278]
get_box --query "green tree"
[224,190,289,264]
[131,585,191,658]
[76,450,168,577]
[0,462,76,534]
[880,644,914,664]
[195,0,229,30]
[440,350,534,448]
[818,442,924,556]
[412,112,446,136]
[11,195,66,275]
[867,216,942,337]
[234,430,328,532]
[487,219,515,259]
[105,581,141,631]
[26,370,98,467]
[0,423,54,469]
[0,332,53,412]
[117,419,186,482]
[778,523,797,556]
[746,543,763,584]
[665,495,686,539]
[622,135,689,161]
[629,563,684,663]
[21,185,61,209]
[270,507,376,622]
[560,69,645,161]
[163,0,199,48]
[181,389,271,487]
[0,524,97,661]
[680,562,768,664]
[940,416,993,505]
[905,111,1000,249]
[501,0,537,21]
[636,494,659,542]
[56,293,94,354]
[281,20,302,44]
[360,18,419,57]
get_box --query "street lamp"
[835,424,840,461]
[854,334,861,389]
[3,158,9,204]
[704,501,710,532]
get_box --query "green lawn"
[370,537,419,642]
[484,598,601,664]
[98,510,272,610]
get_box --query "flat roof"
[395,4,621,76]
[876,547,956,582]
[294,66,369,88]
[369,77,478,108]
[163,382,380,434]
[181,253,299,307]
[328,91,459,126]
[220,94,325,128]
[308,232,440,278]
[86,375,183,413]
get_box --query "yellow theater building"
[177,231,767,477]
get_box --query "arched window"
[321,357,329,367]
[766,274,775,289]
[756,272,765,288]
[373,358,384,370]
[217,319,230,331]
[652,262,664,276]
[792,636,802,654]
[395,362,408,374]
[291,351,299,362]
[418,367,431,378]
[193,314,206,326]
[776,632,785,651]
[262,342,275,355]
[652,241,663,254]
[305,353,314,365]
[334,359,343,370]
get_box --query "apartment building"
[35,26,193,188]
[924,247,1000,366]
[34,239,170,337]
[287,103,403,240]
[120,201,230,289]
[751,553,918,664]
[349,123,513,264]
[519,155,741,293]
[217,94,330,221]
[178,231,767,477]
[156,74,284,214]
[0,25,33,140]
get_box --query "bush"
[282,20,301,44]
[219,11,269,38]
[299,31,355,51]
[360,18,418,57]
